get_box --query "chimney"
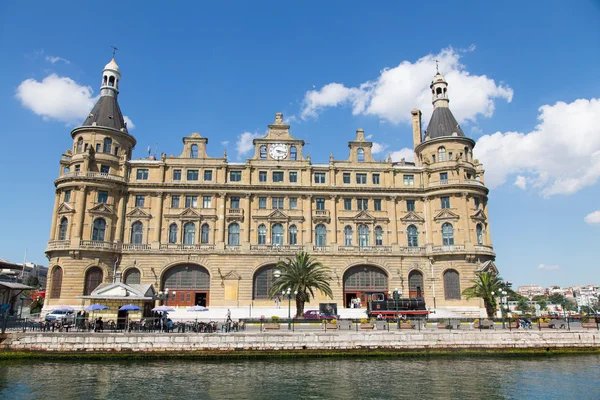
[411,109,422,148]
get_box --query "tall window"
[190,144,198,158]
[230,196,240,209]
[258,197,267,209]
[185,195,197,208]
[357,198,368,211]
[343,173,351,184]
[203,196,211,208]
[259,171,267,182]
[289,197,298,209]
[344,226,353,246]
[357,148,365,162]
[372,174,380,184]
[289,225,297,245]
[407,225,418,247]
[444,269,461,300]
[258,224,267,245]
[356,174,367,184]
[230,171,242,181]
[315,198,325,210]
[476,224,483,245]
[403,175,414,186]
[289,172,297,182]
[441,196,450,209]
[173,169,182,181]
[131,221,143,244]
[314,173,326,184]
[201,223,210,244]
[135,195,145,207]
[187,170,199,180]
[76,137,83,153]
[100,165,110,174]
[374,199,382,211]
[272,224,283,246]
[315,224,327,246]
[84,267,103,295]
[375,226,383,246]
[183,222,195,245]
[64,190,71,202]
[228,223,240,245]
[474,197,481,209]
[136,169,148,180]
[272,197,284,209]
[98,191,109,204]
[204,170,213,181]
[168,223,178,243]
[358,225,370,247]
[438,146,446,161]
[440,172,448,182]
[58,217,68,240]
[442,223,454,245]
[260,146,267,159]
[406,199,415,212]
[50,266,63,298]
[171,195,180,208]
[272,171,284,182]
[344,198,352,210]
[124,268,141,285]
[103,137,112,154]
[92,218,106,241]
[290,146,297,160]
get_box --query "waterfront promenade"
[2,328,598,355]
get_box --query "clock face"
[269,143,288,160]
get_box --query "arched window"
[260,146,267,159]
[442,223,454,245]
[438,146,446,162]
[258,224,267,245]
[315,224,327,246]
[444,269,461,300]
[375,226,383,246]
[108,76,115,87]
[58,217,68,241]
[50,266,63,299]
[407,225,418,247]
[131,221,143,244]
[103,137,112,154]
[357,148,365,162]
[272,223,283,246]
[344,226,353,246]
[201,223,210,244]
[183,222,195,245]
[103,75,108,86]
[84,267,103,295]
[253,265,278,299]
[124,268,140,285]
[92,218,106,241]
[290,146,297,160]
[76,137,83,153]
[168,223,178,244]
[464,147,469,161]
[289,225,297,245]
[476,224,483,245]
[358,225,370,247]
[408,270,424,298]
[436,87,442,97]
[228,223,240,245]
[190,144,198,158]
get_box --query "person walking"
[275,296,281,309]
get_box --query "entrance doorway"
[161,263,211,307]
[408,270,425,298]
[195,292,208,307]
[343,265,388,308]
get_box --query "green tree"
[462,271,503,318]
[532,295,549,311]
[25,275,40,288]
[517,298,531,313]
[269,252,333,316]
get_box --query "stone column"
[218,192,227,243]
[114,191,126,243]
[329,195,337,244]
[388,196,397,245]
[154,192,164,244]
[74,186,87,241]
[49,190,61,240]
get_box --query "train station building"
[44,57,498,316]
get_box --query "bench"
[263,323,281,330]
[325,323,339,330]
[549,319,566,329]
[360,323,375,330]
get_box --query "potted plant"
[400,319,414,329]
[538,317,550,329]
[360,317,374,329]
[325,318,338,330]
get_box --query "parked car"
[45,310,75,324]
[296,310,340,320]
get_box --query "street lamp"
[493,290,508,329]
[389,288,400,328]
[283,287,296,330]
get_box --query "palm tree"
[269,252,333,316]
[462,271,503,318]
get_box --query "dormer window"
[357,148,365,162]
[76,137,83,153]
[260,146,267,159]
[190,144,198,158]
[438,146,446,161]
[290,146,297,160]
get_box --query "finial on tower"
[434,59,439,73]
[111,45,119,58]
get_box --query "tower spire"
[100,55,121,98]
[430,69,449,109]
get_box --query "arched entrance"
[161,264,210,307]
[343,265,388,308]
[408,270,424,298]
[253,264,278,300]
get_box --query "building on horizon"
[43,57,498,316]
[0,258,47,289]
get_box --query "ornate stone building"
[45,58,497,315]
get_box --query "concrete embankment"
[1,330,598,358]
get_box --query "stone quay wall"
[1,330,598,354]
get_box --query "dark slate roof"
[81,96,128,132]
[425,107,464,139]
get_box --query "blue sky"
[1,1,599,288]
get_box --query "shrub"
[473,318,479,324]
[360,318,368,324]
[404,320,411,325]
[330,319,337,324]
[271,316,279,321]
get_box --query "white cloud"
[16,74,135,129]
[537,264,561,271]
[366,134,373,140]
[301,46,513,126]
[514,175,527,190]
[584,210,600,225]
[371,142,388,155]
[389,148,414,163]
[123,116,135,130]
[45,55,70,64]
[16,74,95,125]
[475,98,600,196]
[221,141,229,146]
[236,132,262,159]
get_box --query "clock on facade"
[269,143,288,160]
